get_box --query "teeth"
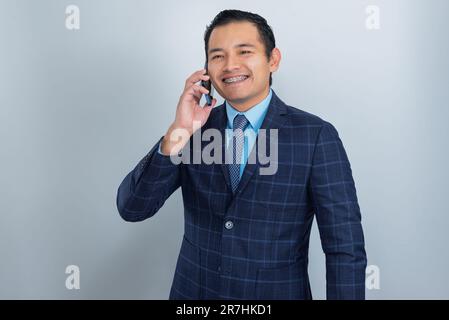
[224,76,248,83]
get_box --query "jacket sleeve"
[116,136,182,222]
[309,122,367,300]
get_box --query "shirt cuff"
[157,141,164,155]
[157,140,184,157]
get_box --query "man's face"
[207,21,280,111]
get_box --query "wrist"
[161,123,192,156]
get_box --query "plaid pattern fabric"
[116,90,367,300]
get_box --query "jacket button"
[224,220,234,230]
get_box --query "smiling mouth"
[222,75,249,85]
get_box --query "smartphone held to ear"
[201,62,214,106]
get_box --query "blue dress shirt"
[225,89,272,178]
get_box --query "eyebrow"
[208,43,256,54]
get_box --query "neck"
[228,86,270,112]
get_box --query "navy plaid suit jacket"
[116,90,367,300]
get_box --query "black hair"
[204,9,276,86]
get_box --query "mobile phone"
[201,62,214,106]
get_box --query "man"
[116,9,367,300]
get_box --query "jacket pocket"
[255,260,307,300]
[169,235,201,299]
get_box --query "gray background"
[1,0,448,299]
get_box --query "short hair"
[204,10,276,86]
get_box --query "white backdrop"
[0,0,448,299]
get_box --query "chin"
[221,89,252,103]
[226,91,248,101]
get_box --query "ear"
[269,48,281,73]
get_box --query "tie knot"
[233,114,249,131]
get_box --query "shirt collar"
[225,88,272,131]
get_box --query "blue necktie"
[229,114,249,193]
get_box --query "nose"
[223,54,241,73]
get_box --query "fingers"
[184,84,209,100]
[184,69,210,89]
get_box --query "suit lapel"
[201,102,232,192]
[216,90,288,199]
[216,106,233,192]
[232,91,287,197]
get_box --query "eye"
[211,55,223,60]
[240,50,252,55]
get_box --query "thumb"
[208,98,218,109]
[203,105,213,118]
[203,98,217,114]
